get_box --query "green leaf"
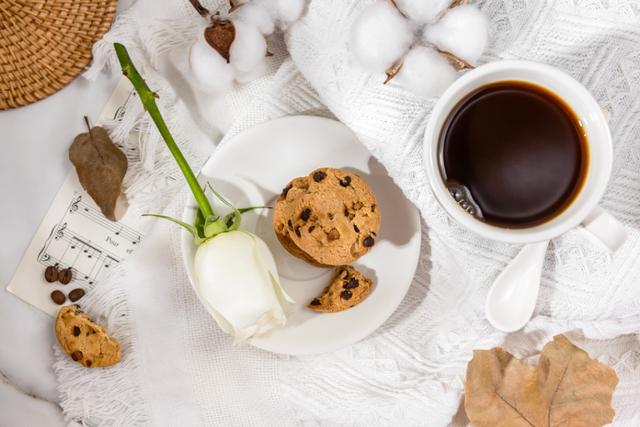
[143,213,204,245]
[238,206,271,214]
[204,215,228,238]
[223,211,242,231]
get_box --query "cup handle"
[579,206,627,252]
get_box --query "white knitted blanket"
[54,0,640,425]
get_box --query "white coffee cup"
[423,60,626,331]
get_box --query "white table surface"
[0,3,133,425]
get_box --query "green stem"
[113,43,214,218]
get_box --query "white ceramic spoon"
[485,240,550,332]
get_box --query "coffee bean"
[339,176,352,187]
[340,290,352,300]
[58,268,73,285]
[313,171,326,182]
[353,224,360,233]
[50,290,66,305]
[281,184,292,198]
[300,208,311,221]
[310,299,321,306]
[71,350,83,361]
[343,278,359,289]
[73,326,81,336]
[363,236,375,247]
[69,288,86,302]
[44,266,59,283]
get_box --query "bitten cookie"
[308,265,373,313]
[55,305,121,368]
[273,168,380,266]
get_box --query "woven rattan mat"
[0,0,117,110]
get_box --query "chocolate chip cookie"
[273,168,380,266]
[55,305,121,368]
[308,265,373,313]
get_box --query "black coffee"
[439,81,588,228]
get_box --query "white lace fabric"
[53,0,640,425]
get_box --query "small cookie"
[273,168,380,266]
[308,265,373,313]
[55,305,121,368]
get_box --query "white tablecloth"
[53,0,640,425]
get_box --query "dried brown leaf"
[204,18,236,63]
[189,0,209,17]
[438,49,474,70]
[450,0,470,7]
[228,0,245,13]
[384,61,403,84]
[69,125,128,221]
[465,335,618,427]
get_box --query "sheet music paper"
[7,78,148,316]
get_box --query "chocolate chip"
[69,288,86,302]
[85,360,92,367]
[343,278,359,289]
[371,204,377,212]
[50,290,66,305]
[308,225,316,233]
[328,228,340,241]
[339,176,352,187]
[44,266,59,283]
[363,236,375,247]
[71,351,83,361]
[300,208,311,221]
[58,268,73,285]
[281,184,292,198]
[287,219,293,229]
[343,207,349,217]
[295,226,301,238]
[310,299,321,306]
[313,171,326,182]
[73,326,81,336]
[353,224,360,233]
[340,290,352,300]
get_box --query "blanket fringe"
[52,268,149,427]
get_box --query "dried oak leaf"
[204,18,236,63]
[465,335,618,427]
[69,125,128,221]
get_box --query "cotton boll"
[350,1,413,73]
[189,31,235,93]
[232,3,275,35]
[229,19,267,76]
[424,5,488,65]
[394,0,453,24]
[272,0,306,24]
[395,46,458,98]
[253,0,306,29]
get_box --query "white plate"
[182,116,421,355]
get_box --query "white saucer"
[182,116,421,355]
